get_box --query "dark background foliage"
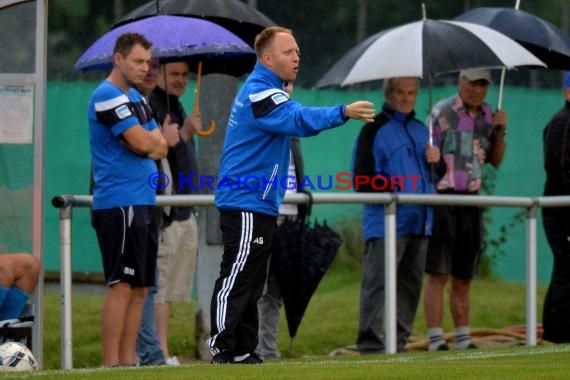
[48,0,570,87]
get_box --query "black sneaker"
[233,353,263,364]
[211,353,233,364]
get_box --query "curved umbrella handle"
[193,61,216,137]
[196,120,216,137]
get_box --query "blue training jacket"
[352,104,437,241]
[215,63,348,217]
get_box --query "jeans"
[136,285,166,365]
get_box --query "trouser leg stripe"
[214,212,253,339]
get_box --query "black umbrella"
[455,7,570,70]
[115,0,275,47]
[455,6,570,109]
[273,218,342,339]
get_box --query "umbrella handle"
[427,112,437,183]
[193,61,216,137]
[498,67,506,110]
[196,120,216,137]
[193,61,202,113]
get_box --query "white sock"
[454,326,473,349]
[427,327,446,351]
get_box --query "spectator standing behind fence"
[88,32,168,366]
[137,61,202,366]
[135,58,180,366]
[541,71,570,344]
[0,253,40,321]
[256,84,307,360]
[207,25,376,364]
[423,69,507,351]
[352,77,443,354]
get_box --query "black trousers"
[542,211,570,343]
[208,211,277,357]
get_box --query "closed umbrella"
[273,218,342,340]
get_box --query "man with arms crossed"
[88,32,168,366]
[138,60,201,365]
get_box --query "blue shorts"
[93,205,158,287]
[426,205,482,280]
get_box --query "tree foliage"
[47,0,570,87]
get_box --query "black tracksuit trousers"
[208,211,277,357]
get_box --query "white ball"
[0,342,38,372]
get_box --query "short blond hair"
[254,26,293,58]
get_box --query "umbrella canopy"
[116,0,275,47]
[455,7,570,70]
[274,219,342,339]
[315,19,546,88]
[74,15,255,76]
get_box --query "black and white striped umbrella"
[315,19,545,88]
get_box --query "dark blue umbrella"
[74,15,255,76]
[455,7,570,70]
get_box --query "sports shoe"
[434,343,449,351]
[211,352,233,365]
[233,353,263,364]
[0,318,34,328]
[166,356,180,366]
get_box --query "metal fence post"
[525,203,538,347]
[384,197,397,354]
[59,204,73,369]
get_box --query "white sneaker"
[166,356,180,366]
[0,319,34,328]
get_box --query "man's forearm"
[489,133,506,167]
[146,129,168,159]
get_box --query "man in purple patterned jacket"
[423,69,507,351]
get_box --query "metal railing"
[51,192,570,369]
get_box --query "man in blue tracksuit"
[352,77,444,354]
[208,26,376,364]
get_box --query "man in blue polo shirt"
[88,32,168,367]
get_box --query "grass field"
[10,266,562,378]
[2,345,570,379]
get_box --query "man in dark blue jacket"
[353,77,443,354]
[208,26,376,364]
